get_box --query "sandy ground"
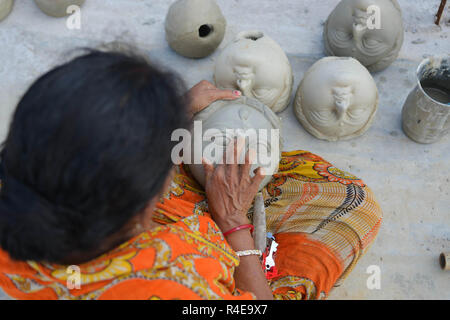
[0,0,449,300]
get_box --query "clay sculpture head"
[294,57,378,141]
[188,96,282,191]
[324,0,404,72]
[165,0,226,59]
[0,0,13,22]
[214,31,293,113]
[34,0,85,17]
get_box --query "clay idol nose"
[234,66,254,96]
[352,23,366,43]
[335,99,350,119]
[237,79,253,96]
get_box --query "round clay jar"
[323,0,404,72]
[294,57,379,142]
[0,0,13,22]
[34,0,85,17]
[214,31,293,113]
[165,0,226,59]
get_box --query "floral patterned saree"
[0,150,382,300]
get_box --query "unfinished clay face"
[214,31,293,113]
[0,0,13,22]
[188,97,282,191]
[165,0,226,59]
[295,57,378,141]
[324,0,404,72]
[34,0,85,17]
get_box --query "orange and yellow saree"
[0,150,382,300]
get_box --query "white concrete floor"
[0,0,449,300]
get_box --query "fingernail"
[202,157,212,165]
[233,90,241,96]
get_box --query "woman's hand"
[202,139,265,233]
[187,80,241,117]
[203,141,274,300]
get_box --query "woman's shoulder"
[0,214,252,300]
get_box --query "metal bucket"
[402,56,450,144]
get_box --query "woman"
[0,50,382,300]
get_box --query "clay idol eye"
[334,30,353,42]
[253,88,269,95]
[312,110,335,122]
[347,108,367,119]
[253,88,273,99]
[253,88,278,105]
[361,37,388,56]
[363,38,382,48]
[216,132,233,147]
[205,131,231,147]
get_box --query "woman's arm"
[188,80,272,299]
[226,230,274,300]
[202,142,274,300]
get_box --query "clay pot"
[324,0,404,72]
[294,57,378,142]
[34,0,85,17]
[165,0,226,59]
[0,0,13,22]
[214,31,293,113]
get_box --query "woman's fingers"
[235,136,247,163]
[215,138,264,191]
[220,139,237,179]
[242,147,256,177]
[251,167,266,190]
[228,139,239,179]
[209,89,241,103]
[202,157,215,182]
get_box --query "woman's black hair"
[0,49,190,263]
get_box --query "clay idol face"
[214,31,293,113]
[188,97,282,191]
[294,57,378,141]
[324,0,404,72]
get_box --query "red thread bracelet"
[223,224,254,237]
